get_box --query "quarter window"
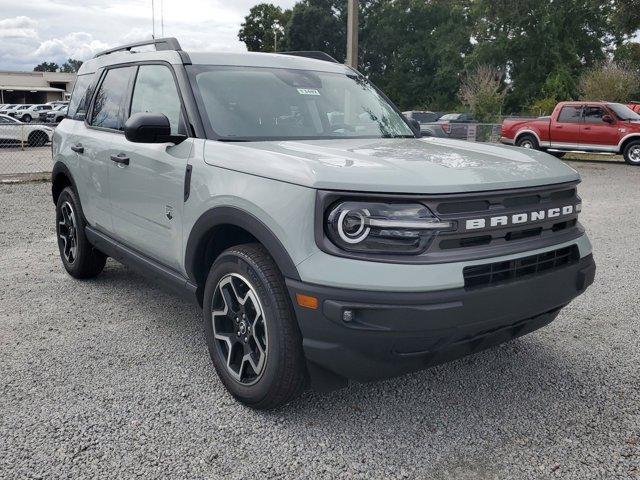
[557,106,583,123]
[90,67,136,130]
[68,74,94,120]
[130,65,183,135]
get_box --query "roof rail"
[94,37,182,58]
[278,51,339,63]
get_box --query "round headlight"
[337,208,371,244]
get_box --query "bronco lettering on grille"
[465,203,581,230]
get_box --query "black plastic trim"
[286,253,595,382]
[184,206,301,283]
[51,161,78,204]
[85,226,198,303]
[184,164,193,201]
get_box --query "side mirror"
[124,112,186,144]
[602,114,614,124]
[404,116,422,137]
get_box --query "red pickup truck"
[500,101,640,165]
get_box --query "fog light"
[342,310,354,322]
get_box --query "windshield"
[608,103,640,121]
[189,65,414,140]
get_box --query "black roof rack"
[94,37,182,58]
[278,51,339,63]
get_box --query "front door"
[579,105,620,151]
[108,64,192,271]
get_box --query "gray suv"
[52,38,596,409]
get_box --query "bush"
[458,65,506,123]
[527,97,559,116]
[579,62,640,102]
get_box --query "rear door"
[108,63,193,271]
[579,105,620,151]
[550,105,582,149]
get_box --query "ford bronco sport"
[52,38,595,409]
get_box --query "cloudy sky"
[0,0,297,71]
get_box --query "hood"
[203,137,579,194]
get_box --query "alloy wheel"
[211,273,268,385]
[629,145,640,164]
[58,201,78,264]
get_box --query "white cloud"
[0,16,38,39]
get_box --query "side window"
[90,67,136,131]
[557,106,582,123]
[583,106,605,124]
[67,74,93,120]
[130,65,183,135]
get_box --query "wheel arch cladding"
[620,135,640,153]
[185,206,301,290]
[51,161,76,205]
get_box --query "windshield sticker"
[297,88,321,96]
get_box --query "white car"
[13,104,53,123]
[0,104,23,115]
[0,114,53,146]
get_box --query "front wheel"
[23,114,32,123]
[203,244,306,409]
[623,140,640,166]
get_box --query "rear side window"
[557,106,582,123]
[583,106,606,124]
[68,74,94,120]
[90,67,136,131]
[130,65,183,135]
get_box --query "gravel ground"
[0,160,639,479]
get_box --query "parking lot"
[0,159,638,479]
[0,146,52,180]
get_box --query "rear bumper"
[287,253,595,384]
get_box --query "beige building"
[0,71,76,104]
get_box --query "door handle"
[70,143,84,154]
[110,153,130,166]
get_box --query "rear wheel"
[28,131,47,147]
[623,140,640,166]
[516,134,539,150]
[203,243,306,409]
[23,114,32,123]
[56,187,106,279]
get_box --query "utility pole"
[346,0,358,69]
[151,0,156,38]
[161,0,164,37]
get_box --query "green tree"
[33,62,60,72]
[239,3,291,52]
[285,0,347,62]
[60,59,83,73]
[613,0,640,36]
[360,0,473,110]
[469,0,622,112]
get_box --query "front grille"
[463,245,580,289]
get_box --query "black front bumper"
[286,254,595,385]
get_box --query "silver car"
[52,38,595,409]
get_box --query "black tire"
[516,134,539,150]
[28,131,47,147]
[623,140,640,166]
[203,243,306,409]
[56,187,106,279]
[23,114,32,123]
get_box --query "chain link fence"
[0,120,57,180]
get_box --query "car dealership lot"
[0,160,638,479]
